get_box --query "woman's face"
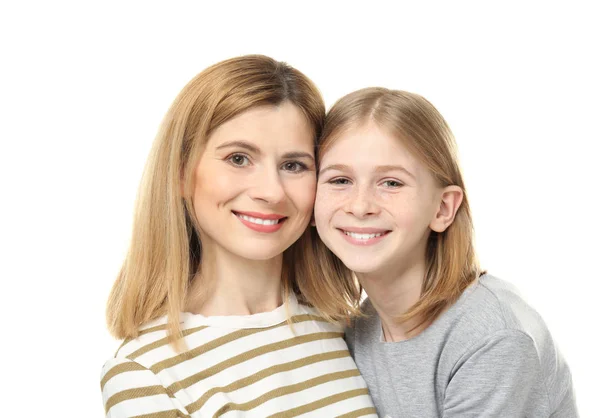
[315,122,443,277]
[192,102,316,261]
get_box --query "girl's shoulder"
[439,274,560,362]
[349,274,555,350]
[461,274,545,335]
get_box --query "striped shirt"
[101,296,378,417]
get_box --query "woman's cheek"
[292,175,317,213]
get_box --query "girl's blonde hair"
[318,87,482,328]
[107,55,361,346]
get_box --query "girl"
[314,87,577,417]
[100,56,377,417]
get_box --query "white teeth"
[237,214,280,225]
[344,231,383,240]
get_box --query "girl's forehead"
[318,123,437,184]
[322,124,416,163]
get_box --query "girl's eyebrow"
[374,164,415,179]
[318,163,350,176]
[319,163,415,179]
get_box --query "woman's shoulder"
[109,315,172,360]
[100,316,191,417]
[109,302,343,363]
[293,301,345,333]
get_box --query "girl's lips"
[338,226,390,234]
[337,228,391,246]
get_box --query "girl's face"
[315,123,444,277]
[193,102,316,261]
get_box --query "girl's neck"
[357,259,427,342]
[186,246,284,316]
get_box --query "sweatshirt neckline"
[179,293,299,329]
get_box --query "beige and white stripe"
[101,299,377,417]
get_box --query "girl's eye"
[282,161,308,173]
[328,178,351,185]
[227,154,250,167]
[383,180,403,188]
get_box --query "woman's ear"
[430,185,463,233]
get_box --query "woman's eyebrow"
[215,142,314,162]
[282,151,314,161]
[215,140,260,154]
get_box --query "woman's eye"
[282,161,308,173]
[383,180,403,188]
[227,154,250,167]
[329,178,351,185]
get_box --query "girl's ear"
[430,185,463,233]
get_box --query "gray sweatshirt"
[345,275,577,417]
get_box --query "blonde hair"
[319,87,482,328]
[107,55,361,346]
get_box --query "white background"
[1,1,597,416]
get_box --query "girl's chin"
[337,260,385,276]
[349,268,381,276]
[333,253,393,277]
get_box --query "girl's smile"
[315,122,442,275]
[337,227,392,246]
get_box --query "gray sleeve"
[443,330,555,418]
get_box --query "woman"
[101,56,377,417]
[314,87,577,417]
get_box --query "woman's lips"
[233,211,287,233]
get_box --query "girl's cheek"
[315,190,338,218]
[316,188,334,205]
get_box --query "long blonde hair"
[107,55,361,346]
[319,87,482,328]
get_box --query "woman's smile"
[233,210,288,233]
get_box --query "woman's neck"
[186,247,284,316]
[357,259,427,342]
